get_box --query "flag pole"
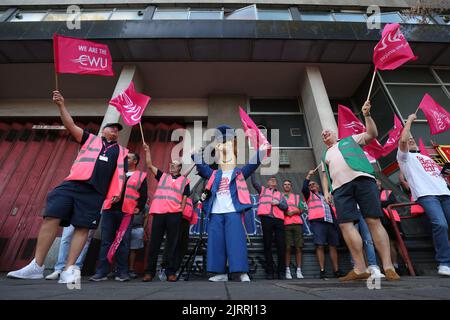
[414,105,421,116]
[366,68,377,101]
[312,163,322,173]
[55,72,59,91]
[138,121,145,143]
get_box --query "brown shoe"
[142,274,153,282]
[339,270,371,282]
[384,268,400,281]
[167,275,177,282]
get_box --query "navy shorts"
[310,220,340,246]
[44,181,105,229]
[332,176,383,224]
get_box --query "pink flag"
[373,23,417,70]
[382,115,403,156]
[53,34,113,76]
[418,93,450,135]
[107,214,132,264]
[109,81,151,126]
[338,104,384,160]
[239,107,271,156]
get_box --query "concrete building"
[0,1,449,277]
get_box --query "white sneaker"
[368,265,385,279]
[158,268,167,281]
[240,273,251,282]
[7,259,44,280]
[438,265,450,276]
[285,268,292,280]
[58,265,81,284]
[45,270,62,280]
[208,274,228,282]
[296,268,304,279]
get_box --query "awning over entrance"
[0,20,449,65]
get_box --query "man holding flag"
[89,152,147,282]
[397,113,450,277]
[321,100,400,282]
[7,91,128,284]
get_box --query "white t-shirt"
[397,149,450,200]
[211,170,236,214]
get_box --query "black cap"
[103,122,123,131]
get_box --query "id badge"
[99,155,108,162]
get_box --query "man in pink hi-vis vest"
[8,91,128,285]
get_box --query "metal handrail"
[386,202,421,276]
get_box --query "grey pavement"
[0,274,449,300]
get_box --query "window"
[249,99,310,148]
[333,12,366,22]
[225,5,257,20]
[434,14,450,25]
[257,9,292,21]
[153,8,189,20]
[380,12,404,23]
[379,68,437,84]
[79,10,112,21]
[110,10,144,21]
[300,12,333,21]
[44,11,79,22]
[434,69,450,84]
[189,10,223,20]
[10,11,47,22]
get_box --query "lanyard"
[102,140,116,156]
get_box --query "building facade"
[0,1,449,275]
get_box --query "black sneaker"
[334,269,345,278]
[129,271,138,279]
[115,274,131,282]
[89,274,108,282]
[320,269,327,279]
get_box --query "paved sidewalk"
[1,274,449,300]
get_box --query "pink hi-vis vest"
[410,195,425,216]
[257,186,285,220]
[150,173,189,214]
[182,198,198,225]
[380,190,401,222]
[65,133,128,202]
[103,170,147,214]
[284,193,303,225]
[205,170,252,206]
[306,192,336,221]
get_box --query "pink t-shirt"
[322,133,375,191]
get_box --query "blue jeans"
[417,195,450,266]
[54,225,94,271]
[351,213,378,267]
[95,211,132,276]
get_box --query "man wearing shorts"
[303,170,343,279]
[321,100,399,281]
[7,90,128,284]
[282,180,305,279]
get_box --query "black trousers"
[145,213,181,276]
[260,216,286,274]
[162,218,191,271]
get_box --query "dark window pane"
[435,69,450,83]
[249,114,309,148]
[380,68,437,83]
[250,99,300,113]
[329,99,354,113]
[370,89,396,137]
[411,123,450,146]
[387,85,449,120]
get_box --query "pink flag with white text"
[338,104,384,160]
[382,115,403,156]
[418,93,450,135]
[109,81,151,126]
[53,34,113,76]
[373,23,417,70]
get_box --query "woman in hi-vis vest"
[192,125,267,282]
